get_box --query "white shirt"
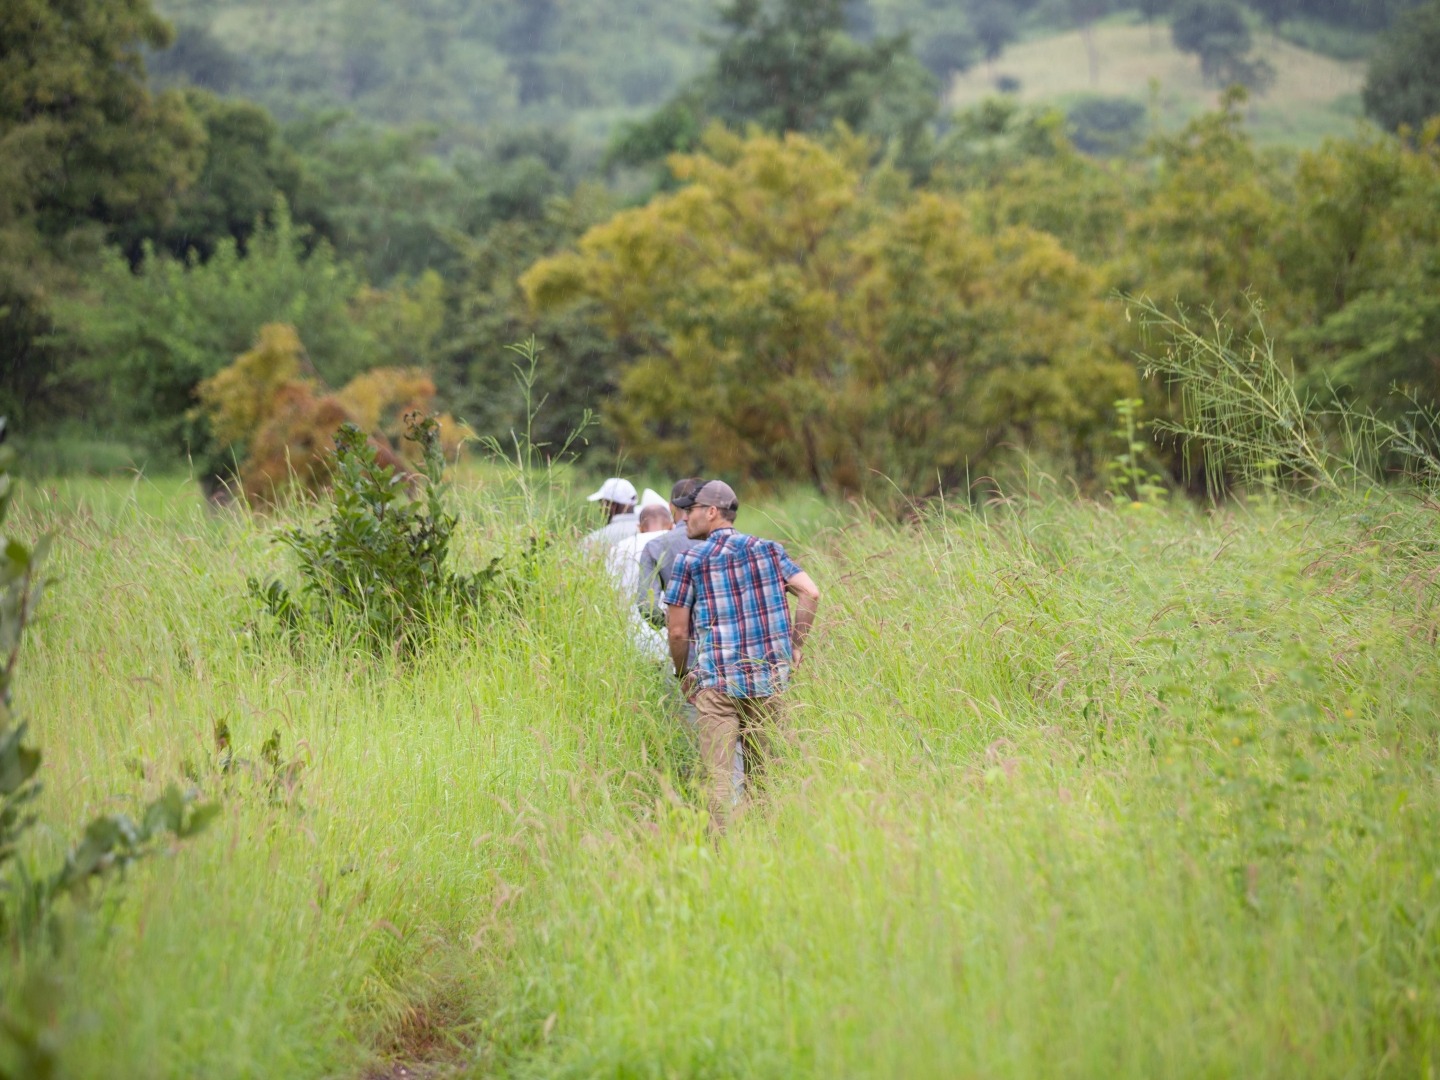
[606,529,670,661]
[582,512,638,549]
[607,529,666,595]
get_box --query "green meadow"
[4,469,1438,1077]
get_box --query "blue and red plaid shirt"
[664,527,804,698]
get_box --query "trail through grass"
[3,475,1438,1077]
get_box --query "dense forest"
[3,0,1439,500]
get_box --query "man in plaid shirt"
[664,480,821,830]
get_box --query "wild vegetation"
[4,1,1440,1072]
[247,414,507,652]
[0,422,215,1078]
[520,107,1440,501]
[3,424,1438,1075]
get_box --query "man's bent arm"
[785,571,821,655]
[666,603,691,679]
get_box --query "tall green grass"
[4,473,1439,1077]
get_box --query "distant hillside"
[150,0,716,143]
[149,1,1379,150]
[949,20,1367,146]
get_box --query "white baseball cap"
[639,487,668,508]
[586,477,637,505]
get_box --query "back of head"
[639,504,673,532]
[670,477,706,510]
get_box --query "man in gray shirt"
[636,477,705,626]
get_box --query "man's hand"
[679,668,700,702]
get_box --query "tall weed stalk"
[476,337,594,534]
[1128,296,1440,498]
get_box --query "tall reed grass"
[3,468,1438,1078]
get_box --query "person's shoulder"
[746,534,800,570]
[738,532,783,555]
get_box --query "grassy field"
[949,19,1368,146]
[3,470,1439,1077]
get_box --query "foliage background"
[3,0,1439,498]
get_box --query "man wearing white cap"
[582,477,639,548]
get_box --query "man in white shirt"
[608,503,674,596]
[581,477,639,548]
[603,503,673,662]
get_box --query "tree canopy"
[0,0,204,423]
[5,0,1440,502]
[524,128,1134,497]
[608,0,942,176]
[1363,0,1440,133]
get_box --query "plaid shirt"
[664,528,804,698]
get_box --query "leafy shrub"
[238,381,375,506]
[250,414,502,651]
[195,322,307,452]
[1105,397,1169,504]
[51,204,449,489]
[196,323,467,505]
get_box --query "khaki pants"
[694,689,786,831]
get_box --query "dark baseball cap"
[693,479,738,512]
[670,477,706,509]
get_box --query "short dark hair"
[670,477,706,509]
[718,505,738,523]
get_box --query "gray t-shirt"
[582,511,638,549]
[636,523,699,625]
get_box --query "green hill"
[150,0,716,143]
[949,20,1368,146]
[150,1,1378,150]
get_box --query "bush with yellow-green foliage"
[196,324,308,451]
[525,102,1440,498]
[523,126,1136,500]
[196,324,469,505]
